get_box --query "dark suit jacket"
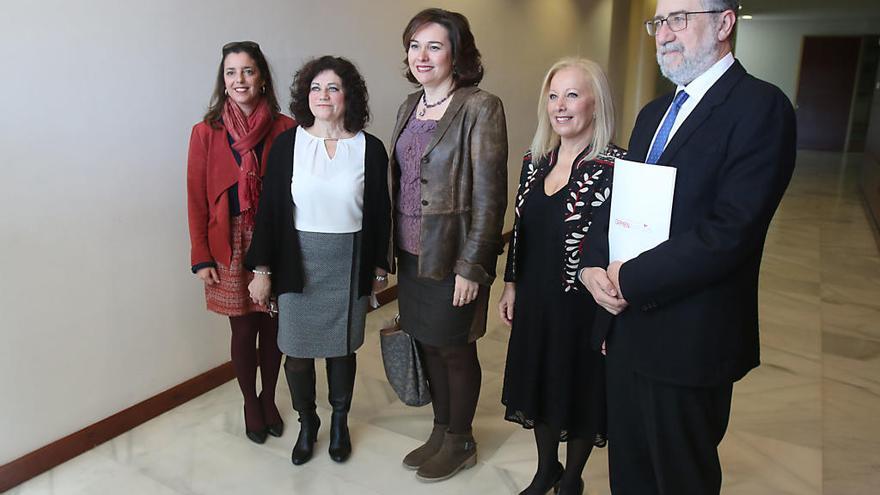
[245,128,392,297]
[580,60,796,387]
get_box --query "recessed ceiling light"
[741,15,753,20]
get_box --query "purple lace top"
[394,113,438,255]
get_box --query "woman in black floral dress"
[499,58,625,495]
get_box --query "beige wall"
[0,0,616,464]
[608,0,660,146]
[735,18,880,103]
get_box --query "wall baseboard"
[0,283,402,492]
[0,230,512,492]
[0,361,234,492]
[370,283,397,311]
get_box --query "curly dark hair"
[203,41,281,127]
[289,56,370,132]
[402,8,484,88]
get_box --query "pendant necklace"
[418,90,452,117]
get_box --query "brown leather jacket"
[388,86,508,286]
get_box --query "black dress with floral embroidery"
[501,143,624,444]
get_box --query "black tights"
[283,355,354,374]
[284,356,314,373]
[420,341,481,434]
[229,313,282,429]
[532,423,594,491]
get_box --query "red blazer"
[186,114,296,269]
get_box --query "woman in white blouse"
[246,56,392,466]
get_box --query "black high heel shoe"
[520,461,564,495]
[260,392,284,438]
[291,411,320,465]
[555,477,584,495]
[243,405,268,444]
[266,421,284,438]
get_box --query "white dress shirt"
[291,126,365,233]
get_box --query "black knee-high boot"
[326,353,356,462]
[285,358,320,465]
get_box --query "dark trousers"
[605,347,733,495]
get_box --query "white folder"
[608,158,676,262]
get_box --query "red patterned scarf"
[222,98,273,226]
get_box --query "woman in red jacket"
[186,41,295,444]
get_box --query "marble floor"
[9,151,880,494]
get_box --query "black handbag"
[379,314,432,407]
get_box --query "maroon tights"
[229,313,282,430]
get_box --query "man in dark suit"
[578,0,796,493]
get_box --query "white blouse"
[291,126,366,233]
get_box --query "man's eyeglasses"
[645,10,723,36]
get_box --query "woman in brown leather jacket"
[387,7,507,482]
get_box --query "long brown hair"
[202,41,281,127]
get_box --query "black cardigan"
[245,128,392,297]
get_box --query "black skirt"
[501,184,607,444]
[397,250,489,347]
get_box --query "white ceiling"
[739,0,880,21]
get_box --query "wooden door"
[795,36,861,151]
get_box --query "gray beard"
[657,38,719,86]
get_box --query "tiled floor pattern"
[9,151,880,494]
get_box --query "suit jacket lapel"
[422,86,479,158]
[630,95,672,161]
[388,91,422,159]
[388,91,422,175]
[657,61,747,165]
[208,128,242,204]
[209,118,290,204]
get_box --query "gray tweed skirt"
[278,230,367,358]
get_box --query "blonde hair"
[530,58,615,161]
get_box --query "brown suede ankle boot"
[402,423,447,470]
[415,431,477,482]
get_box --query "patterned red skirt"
[205,216,269,316]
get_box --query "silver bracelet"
[253,269,272,276]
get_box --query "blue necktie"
[646,90,689,164]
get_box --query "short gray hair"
[702,0,740,12]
